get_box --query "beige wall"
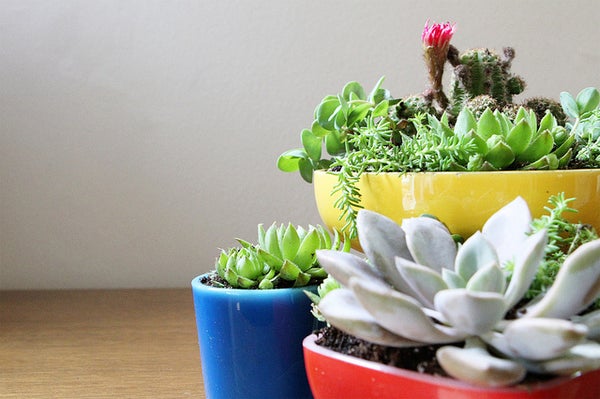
[2,1,599,289]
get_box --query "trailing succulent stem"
[314,196,600,387]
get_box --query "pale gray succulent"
[316,197,600,387]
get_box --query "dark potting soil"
[314,326,556,385]
[314,325,451,376]
[200,271,322,289]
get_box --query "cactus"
[215,223,350,289]
[522,97,568,126]
[448,47,526,115]
[314,197,600,387]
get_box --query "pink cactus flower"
[422,20,456,49]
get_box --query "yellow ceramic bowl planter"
[314,169,600,245]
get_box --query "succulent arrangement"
[311,196,600,387]
[277,21,600,236]
[213,223,350,289]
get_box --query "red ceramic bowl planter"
[303,334,600,399]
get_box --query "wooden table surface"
[0,289,205,398]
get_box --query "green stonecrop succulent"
[314,197,600,387]
[215,223,350,289]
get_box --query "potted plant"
[277,21,600,241]
[303,194,600,398]
[191,223,349,399]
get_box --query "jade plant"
[214,223,350,289]
[312,196,600,387]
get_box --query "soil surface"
[200,271,322,289]
[315,326,451,376]
[315,326,556,385]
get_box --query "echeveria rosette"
[216,223,350,289]
[422,20,456,109]
[316,197,600,387]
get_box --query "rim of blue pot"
[191,273,318,295]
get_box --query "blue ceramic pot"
[191,273,319,399]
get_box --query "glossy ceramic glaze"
[303,334,600,399]
[314,169,600,243]
[192,274,319,399]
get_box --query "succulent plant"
[315,197,600,387]
[215,223,350,289]
[448,47,526,115]
[452,106,571,170]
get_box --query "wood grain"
[0,289,204,398]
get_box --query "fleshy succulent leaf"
[572,309,600,340]
[482,196,531,266]
[477,108,502,140]
[454,107,477,137]
[522,341,600,375]
[318,288,422,347]
[281,223,301,261]
[316,250,384,287]
[395,257,448,308]
[401,217,457,272]
[522,240,600,319]
[441,269,467,289]
[357,210,415,293]
[465,262,506,293]
[434,289,507,335]
[503,229,548,309]
[504,318,588,361]
[293,228,320,271]
[350,277,465,343]
[505,119,533,155]
[454,232,499,281]
[437,345,527,387]
[517,130,554,163]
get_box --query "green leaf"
[514,107,529,125]
[280,259,301,280]
[281,223,300,261]
[454,108,477,137]
[367,76,386,102]
[311,119,330,137]
[347,102,373,127]
[301,129,322,162]
[517,130,554,163]
[539,111,556,133]
[477,108,501,140]
[485,137,515,169]
[455,232,500,282]
[552,133,575,158]
[506,120,533,155]
[298,158,314,183]
[372,99,390,118]
[276,149,306,172]
[325,130,344,155]
[342,81,366,101]
[494,110,512,136]
[316,98,341,130]
[257,248,284,271]
[293,229,320,270]
[465,130,488,154]
[576,87,600,115]
[560,91,580,120]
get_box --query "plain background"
[2,1,599,289]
